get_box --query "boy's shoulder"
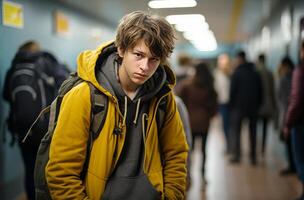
[63,81,92,103]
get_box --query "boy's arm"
[46,83,91,200]
[159,92,189,200]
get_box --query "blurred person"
[175,53,195,83]
[214,53,232,153]
[277,56,296,176]
[45,11,188,200]
[165,60,193,191]
[255,54,276,156]
[174,95,193,191]
[229,51,263,165]
[2,41,68,200]
[284,40,304,200]
[176,62,217,190]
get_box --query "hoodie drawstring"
[121,97,142,127]
[133,98,141,125]
[123,96,128,126]
[141,113,148,143]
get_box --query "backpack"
[4,56,57,144]
[31,72,167,200]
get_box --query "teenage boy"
[46,11,188,200]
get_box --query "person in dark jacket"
[3,41,69,200]
[3,41,42,200]
[176,62,217,190]
[256,54,276,156]
[277,56,296,176]
[284,40,304,200]
[229,51,263,165]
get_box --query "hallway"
[187,116,301,200]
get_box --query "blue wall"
[0,0,115,199]
[175,42,244,59]
[246,0,304,71]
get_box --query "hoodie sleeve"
[159,92,189,200]
[46,82,91,200]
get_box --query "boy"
[46,11,188,200]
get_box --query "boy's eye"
[151,58,160,62]
[134,53,142,58]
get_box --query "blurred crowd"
[172,41,304,199]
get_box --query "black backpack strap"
[22,106,51,143]
[89,84,108,140]
[156,95,168,167]
[156,95,168,133]
[80,82,108,180]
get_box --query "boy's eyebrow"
[134,48,159,59]
[134,49,146,55]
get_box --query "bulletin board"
[2,0,24,29]
[54,10,69,36]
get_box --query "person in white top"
[214,53,232,153]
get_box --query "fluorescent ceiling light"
[165,14,217,52]
[184,30,217,51]
[175,22,209,32]
[148,0,197,9]
[166,14,204,24]
[183,30,215,40]
[192,40,217,51]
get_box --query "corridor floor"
[16,116,301,200]
[187,116,301,200]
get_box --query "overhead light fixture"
[166,14,205,24]
[175,22,209,32]
[184,30,217,51]
[166,14,217,52]
[183,30,213,40]
[148,0,197,9]
[192,42,217,51]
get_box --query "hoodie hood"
[77,41,176,99]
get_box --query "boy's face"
[118,40,161,89]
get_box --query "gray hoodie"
[96,45,166,200]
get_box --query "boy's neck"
[121,84,138,99]
[118,65,139,99]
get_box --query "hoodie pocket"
[102,174,160,200]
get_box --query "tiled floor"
[187,116,301,200]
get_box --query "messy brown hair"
[115,11,175,63]
[18,40,40,52]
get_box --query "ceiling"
[58,0,279,45]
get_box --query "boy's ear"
[117,47,124,58]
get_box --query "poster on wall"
[2,0,24,29]
[54,10,70,36]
